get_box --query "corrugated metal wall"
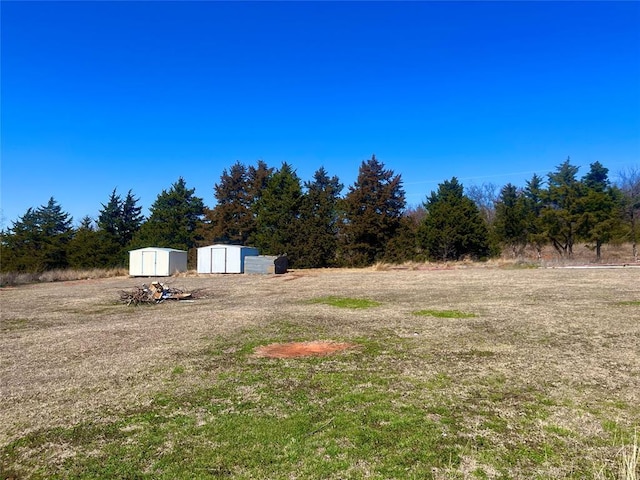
[244,255,277,274]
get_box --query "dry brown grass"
[1,266,639,477]
[0,267,129,287]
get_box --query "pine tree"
[68,216,106,269]
[199,160,274,247]
[417,178,490,261]
[575,162,623,261]
[540,159,582,257]
[119,190,144,247]
[582,161,609,191]
[295,167,343,268]
[493,183,529,258]
[96,189,144,266]
[338,155,405,266]
[2,208,41,272]
[252,163,303,259]
[248,160,274,206]
[1,198,73,271]
[98,189,122,237]
[35,198,74,270]
[523,173,547,259]
[384,205,427,263]
[96,189,124,266]
[131,177,204,251]
[201,162,255,245]
[381,214,420,263]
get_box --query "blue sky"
[2,1,639,227]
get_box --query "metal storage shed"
[197,244,259,274]
[244,255,277,274]
[129,247,188,277]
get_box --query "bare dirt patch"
[252,341,357,358]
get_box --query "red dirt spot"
[253,341,356,359]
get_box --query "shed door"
[211,248,227,273]
[142,251,157,275]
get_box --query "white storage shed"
[129,247,188,277]
[197,244,259,274]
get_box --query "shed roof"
[197,244,257,250]
[129,247,187,253]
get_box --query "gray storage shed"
[129,247,188,277]
[197,244,259,274]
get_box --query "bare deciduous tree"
[616,166,640,262]
[466,182,498,225]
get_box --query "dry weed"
[1,267,128,287]
[620,429,639,480]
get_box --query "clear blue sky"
[2,1,639,227]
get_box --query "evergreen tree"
[575,162,622,261]
[119,190,144,247]
[252,163,303,260]
[131,177,204,251]
[380,205,426,263]
[98,189,122,237]
[96,189,124,266]
[338,155,405,266]
[493,183,529,258]
[382,214,420,263]
[96,188,144,266]
[582,161,609,191]
[78,216,94,230]
[37,197,73,237]
[201,161,256,245]
[1,198,73,271]
[540,159,582,257]
[248,160,274,206]
[523,173,547,259]
[2,208,41,272]
[295,167,343,268]
[67,216,106,269]
[34,197,74,270]
[417,178,490,261]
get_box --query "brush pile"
[119,282,196,306]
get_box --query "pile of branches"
[119,282,205,306]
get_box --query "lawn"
[1,266,638,479]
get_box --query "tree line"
[2,156,639,272]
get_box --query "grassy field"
[1,266,639,479]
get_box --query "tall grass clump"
[594,428,639,480]
[0,268,128,287]
[620,429,639,480]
